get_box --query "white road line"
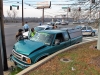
[83,36,98,41]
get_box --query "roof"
[38,30,65,34]
[61,28,74,30]
[37,25,53,28]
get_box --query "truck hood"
[14,40,45,55]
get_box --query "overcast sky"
[3,0,90,18]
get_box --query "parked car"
[47,22,55,25]
[75,25,85,29]
[10,29,82,69]
[81,26,96,36]
[61,21,68,25]
[73,21,80,24]
[23,25,53,38]
[55,21,61,25]
[75,25,97,36]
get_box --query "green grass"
[9,67,22,75]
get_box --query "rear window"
[69,31,82,38]
[68,29,82,38]
[87,27,92,30]
[82,27,86,30]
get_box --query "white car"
[61,21,68,25]
[75,25,98,36]
[47,22,55,25]
[23,25,53,38]
[55,21,61,25]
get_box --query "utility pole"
[42,8,44,23]
[22,0,24,26]
[0,0,8,72]
[97,10,100,50]
[0,5,4,74]
[90,5,91,20]
[67,10,68,21]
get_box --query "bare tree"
[6,9,18,22]
[7,10,12,18]
[12,9,18,22]
[70,9,81,21]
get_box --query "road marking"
[83,36,98,41]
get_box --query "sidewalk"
[3,60,15,75]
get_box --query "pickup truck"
[10,29,82,69]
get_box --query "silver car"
[23,25,53,38]
[81,26,96,36]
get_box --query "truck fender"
[34,53,49,63]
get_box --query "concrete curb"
[16,40,97,75]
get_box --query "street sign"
[62,7,68,9]
[12,5,18,7]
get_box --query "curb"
[16,40,97,75]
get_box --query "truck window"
[63,32,69,41]
[68,29,82,39]
[70,31,82,39]
[82,27,86,30]
[87,27,92,30]
[55,33,64,43]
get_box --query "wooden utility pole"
[42,8,44,23]
[97,10,100,50]
[0,0,8,72]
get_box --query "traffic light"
[68,7,71,12]
[78,7,81,11]
[17,6,19,10]
[10,6,12,10]
[91,0,95,3]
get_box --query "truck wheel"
[91,32,95,37]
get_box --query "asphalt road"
[4,22,97,58]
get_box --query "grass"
[24,40,100,75]
[9,67,22,75]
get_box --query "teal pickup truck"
[10,29,82,69]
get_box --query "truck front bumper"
[10,55,31,69]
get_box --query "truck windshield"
[30,32,54,45]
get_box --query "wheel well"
[37,55,48,62]
[91,32,95,35]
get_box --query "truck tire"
[91,32,95,37]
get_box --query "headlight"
[22,57,31,64]
[26,58,31,64]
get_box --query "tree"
[6,9,18,22]
[12,9,18,22]
[70,8,81,21]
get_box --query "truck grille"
[12,50,22,61]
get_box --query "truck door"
[62,32,71,47]
[82,27,87,35]
[51,33,70,53]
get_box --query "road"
[4,22,98,58]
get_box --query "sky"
[3,0,90,18]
